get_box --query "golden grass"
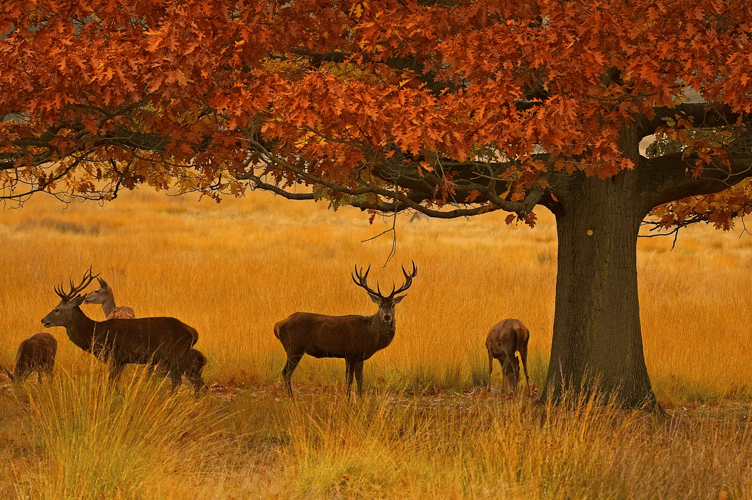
[4,376,751,499]
[0,189,560,391]
[1,188,752,498]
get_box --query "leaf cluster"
[1,0,752,227]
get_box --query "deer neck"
[370,314,396,350]
[100,294,117,317]
[64,308,98,352]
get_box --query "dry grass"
[1,189,751,498]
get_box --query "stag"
[274,262,418,398]
[41,269,203,393]
[83,277,136,319]
[485,318,530,394]
[83,275,204,394]
[3,332,57,383]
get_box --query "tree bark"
[541,170,658,410]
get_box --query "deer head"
[41,268,99,328]
[503,355,521,390]
[352,261,417,325]
[83,277,112,305]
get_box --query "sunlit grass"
[2,188,751,397]
[0,188,560,393]
[2,188,752,498]
[10,363,220,499]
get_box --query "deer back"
[14,332,57,378]
[485,318,529,359]
[91,317,198,363]
[107,306,136,320]
[275,312,387,359]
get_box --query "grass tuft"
[20,365,219,499]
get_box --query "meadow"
[1,188,752,498]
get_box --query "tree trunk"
[541,170,658,410]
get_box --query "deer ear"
[393,294,407,304]
[97,277,109,289]
[70,294,86,307]
[368,293,382,304]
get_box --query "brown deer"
[274,262,417,398]
[83,277,135,319]
[41,268,203,394]
[485,318,530,394]
[3,332,57,383]
[183,348,208,395]
[84,275,204,394]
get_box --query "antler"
[389,261,418,298]
[352,265,381,298]
[352,261,418,299]
[54,267,100,302]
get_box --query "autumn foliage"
[3,0,752,407]
[0,0,747,218]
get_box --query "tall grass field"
[1,189,752,498]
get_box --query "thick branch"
[243,169,501,218]
[241,137,544,217]
[640,141,752,209]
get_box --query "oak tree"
[3,0,752,408]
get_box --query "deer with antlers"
[41,268,204,395]
[83,277,136,319]
[3,332,57,384]
[274,262,417,398]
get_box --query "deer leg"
[186,360,206,398]
[168,363,183,393]
[282,355,302,398]
[518,345,530,395]
[353,360,364,397]
[345,359,355,400]
[487,350,494,390]
[188,371,205,397]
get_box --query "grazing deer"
[41,268,202,393]
[184,348,207,396]
[274,262,418,398]
[145,347,208,397]
[486,318,530,394]
[84,277,135,319]
[3,332,57,384]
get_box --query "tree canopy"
[3,0,752,407]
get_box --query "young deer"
[183,348,207,395]
[275,262,417,398]
[41,268,202,394]
[3,332,57,383]
[485,318,530,394]
[145,347,208,397]
[83,277,135,319]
